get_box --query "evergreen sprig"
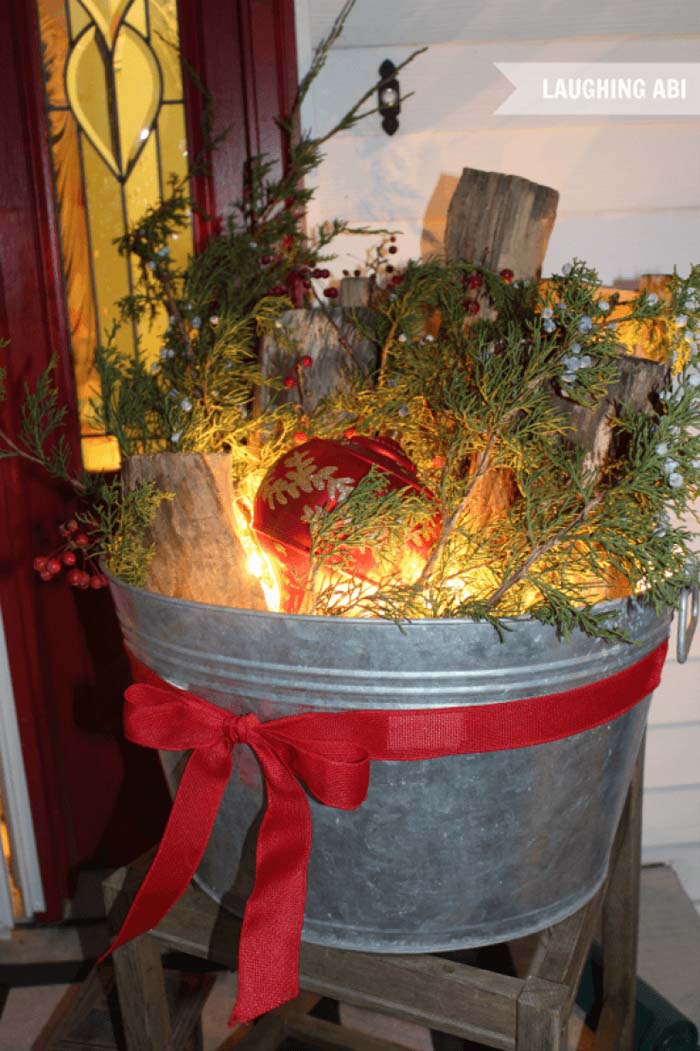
[79,479,172,589]
[0,356,89,494]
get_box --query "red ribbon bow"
[102,640,668,1025]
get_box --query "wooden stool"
[103,744,645,1051]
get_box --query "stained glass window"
[35,0,193,470]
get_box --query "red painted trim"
[0,0,81,918]
[0,0,173,918]
[179,0,298,232]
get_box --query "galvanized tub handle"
[677,576,699,664]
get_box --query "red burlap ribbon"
[101,640,668,1024]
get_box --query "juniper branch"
[485,493,604,610]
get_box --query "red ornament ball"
[301,355,313,368]
[283,376,296,389]
[253,436,440,613]
[323,287,339,299]
[467,273,483,290]
[499,268,514,283]
[466,300,480,316]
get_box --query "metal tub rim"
[106,569,664,630]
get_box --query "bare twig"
[377,320,399,386]
[314,50,427,148]
[158,269,195,360]
[418,432,498,584]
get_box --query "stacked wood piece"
[122,453,267,610]
[445,168,559,281]
[445,169,560,526]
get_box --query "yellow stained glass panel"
[36,0,193,470]
[150,1,185,101]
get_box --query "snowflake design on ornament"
[261,450,355,510]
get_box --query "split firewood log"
[551,354,667,471]
[122,452,267,610]
[444,169,559,528]
[339,275,372,308]
[258,306,378,415]
[445,168,559,281]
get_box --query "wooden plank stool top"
[102,744,645,1051]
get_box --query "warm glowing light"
[231,464,638,620]
[232,482,281,612]
[399,549,426,585]
[246,552,265,579]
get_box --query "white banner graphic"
[495,63,700,115]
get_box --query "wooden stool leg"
[111,936,174,1051]
[596,735,645,1051]
[516,976,568,1049]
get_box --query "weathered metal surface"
[109,579,670,953]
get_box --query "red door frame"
[180,0,299,247]
[0,0,297,919]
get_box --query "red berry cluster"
[463,270,484,316]
[461,268,514,319]
[266,262,341,306]
[33,520,108,590]
[284,354,314,390]
[379,236,404,289]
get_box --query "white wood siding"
[297,0,700,909]
[306,1,700,49]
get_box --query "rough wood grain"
[445,170,558,528]
[516,976,567,1050]
[293,949,520,1049]
[45,963,210,1051]
[445,168,559,281]
[284,1011,413,1050]
[525,889,604,1020]
[600,739,645,1051]
[339,276,372,308]
[550,354,667,470]
[122,453,266,610]
[258,307,378,414]
[111,940,175,1051]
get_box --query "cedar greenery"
[78,479,173,590]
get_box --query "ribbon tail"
[230,739,313,1025]
[100,743,232,962]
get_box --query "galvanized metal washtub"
[110,577,670,953]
